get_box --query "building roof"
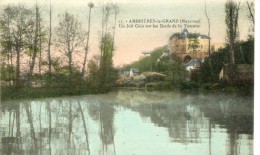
[169,29,210,40]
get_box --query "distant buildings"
[130,68,140,77]
[168,29,210,62]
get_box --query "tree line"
[0,1,119,91]
[125,0,254,90]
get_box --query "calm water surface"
[0,90,253,155]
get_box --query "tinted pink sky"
[1,0,254,66]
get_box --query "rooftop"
[170,29,210,40]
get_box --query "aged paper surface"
[0,0,256,154]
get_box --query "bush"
[199,38,254,84]
[198,48,229,83]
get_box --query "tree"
[47,0,52,77]
[28,3,43,86]
[55,11,86,86]
[87,56,101,90]
[205,1,211,55]
[198,48,230,83]
[111,3,119,50]
[99,33,116,86]
[0,6,15,86]
[97,3,119,88]
[188,34,199,52]
[126,46,166,72]
[225,0,240,64]
[246,0,254,26]
[100,3,112,60]
[37,7,46,84]
[81,2,94,77]
[246,0,254,35]
[0,5,34,88]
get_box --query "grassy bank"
[1,81,253,101]
[0,87,110,101]
[137,81,254,95]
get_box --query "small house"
[130,69,140,77]
[185,59,201,71]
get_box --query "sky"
[0,0,254,66]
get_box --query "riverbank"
[179,81,253,94]
[0,87,109,101]
[1,82,253,101]
[115,81,254,95]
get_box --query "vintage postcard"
[0,0,255,154]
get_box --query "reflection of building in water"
[148,103,210,144]
[120,93,253,155]
[0,92,253,155]
[123,95,211,144]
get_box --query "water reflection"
[0,91,253,155]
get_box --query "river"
[0,90,253,155]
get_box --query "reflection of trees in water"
[0,98,91,155]
[115,91,253,155]
[0,92,253,155]
[100,103,115,147]
[87,97,100,121]
[47,101,52,155]
[224,115,253,155]
[1,102,20,155]
[67,100,72,150]
[77,101,90,155]
[87,96,116,155]
[21,97,116,155]
[121,94,205,144]
[25,102,38,154]
[116,91,210,144]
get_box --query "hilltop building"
[168,29,210,62]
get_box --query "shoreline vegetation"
[0,1,254,101]
[1,81,253,101]
[0,36,254,101]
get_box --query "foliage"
[0,5,35,88]
[187,34,200,51]
[165,62,187,87]
[44,65,82,88]
[126,45,186,88]
[225,1,240,43]
[0,64,15,82]
[155,53,171,73]
[87,58,102,90]
[225,0,240,64]
[81,2,94,76]
[55,11,85,77]
[86,34,117,91]
[198,38,254,83]
[198,48,229,83]
[1,87,91,101]
[99,33,117,88]
[126,46,167,72]
[235,38,254,64]
[0,3,120,98]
